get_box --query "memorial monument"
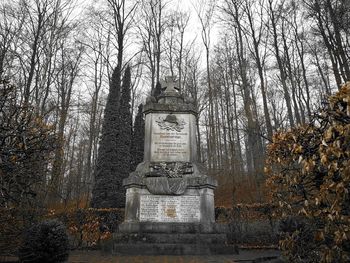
[113,77,234,255]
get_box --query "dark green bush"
[18,220,69,263]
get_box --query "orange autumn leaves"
[265,82,350,263]
[46,208,123,248]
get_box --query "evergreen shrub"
[18,220,69,263]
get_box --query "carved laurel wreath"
[148,162,194,178]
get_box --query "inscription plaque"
[150,113,190,162]
[140,195,200,222]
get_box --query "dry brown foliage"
[266,82,350,262]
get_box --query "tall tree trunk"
[245,2,273,139]
[269,0,295,126]
[325,0,350,80]
[312,0,343,87]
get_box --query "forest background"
[1,0,349,219]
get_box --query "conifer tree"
[114,66,132,208]
[130,104,145,171]
[90,66,121,208]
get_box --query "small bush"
[48,208,124,249]
[18,220,69,263]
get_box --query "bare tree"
[243,0,273,139]
[303,0,350,87]
[107,0,138,86]
[267,0,295,127]
[49,42,84,202]
[138,0,167,91]
[194,0,217,170]
[0,3,25,80]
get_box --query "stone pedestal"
[123,176,216,224]
[113,223,236,255]
[112,77,235,255]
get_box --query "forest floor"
[68,248,282,263]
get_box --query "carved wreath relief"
[156,114,186,132]
[147,162,194,178]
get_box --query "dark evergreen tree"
[90,66,121,208]
[130,104,145,171]
[114,66,132,208]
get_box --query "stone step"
[111,222,236,255]
[118,222,228,234]
[113,233,228,244]
[113,243,238,255]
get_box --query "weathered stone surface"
[150,113,190,162]
[123,186,215,224]
[143,101,197,115]
[145,177,188,195]
[144,113,198,165]
[123,174,218,188]
[112,242,238,255]
[139,195,200,222]
[113,222,236,255]
[129,161,208,179]
[114,77,232,255]
[113,233,227,244]
[112,232,237,255]
[118,222,228,234]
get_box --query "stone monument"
[113,77,235,255]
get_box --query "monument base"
[123,176,217,224]
[109,176,237,255]
[118,222,227,233]
[112,222,237,255]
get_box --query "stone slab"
[113,243,207,255]
[143,112,198,163]
[150,113,190,162]
[118,222,228,234]
[71,248,282,261]
[112,243,238,255]
[113,233,227,244]
[124,186,215,223]
[140,195,200,222]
